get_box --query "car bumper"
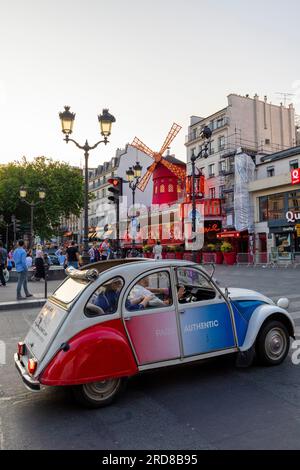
[14,353,41,391]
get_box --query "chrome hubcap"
[83,378,120,402]
[265,328,287,360]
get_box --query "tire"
[256,320,290,366]
[71,377,127,408]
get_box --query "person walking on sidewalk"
[153,240,162,260]
[13,240,33,300]
[0,241,8,287]
[65,240,80,269]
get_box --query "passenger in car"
[93,279,123,314]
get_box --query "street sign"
[291,168,300,185]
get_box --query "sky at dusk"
[0,0,300,168]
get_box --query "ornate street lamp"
[19,187,46,248]
[190,126,212,261]
[59,105,116,265]
[126,162,143,256]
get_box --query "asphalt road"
[1,265,300,450]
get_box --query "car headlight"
[277,297,289,310]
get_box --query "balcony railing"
[185,117,230,144]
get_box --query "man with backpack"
[0,241,8,287]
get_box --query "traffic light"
[107,178,122,204]
[15,219,21,232]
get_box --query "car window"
[125,271,172,313]
[176,267,216,303]
[52,277,89,304]
[85,276,124,317]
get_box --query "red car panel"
[39,319,138,386]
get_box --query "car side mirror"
[85,303,105,317]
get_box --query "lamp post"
[126,161,143,256]
[19,187,46,248]
[59,106,115,265]
[190,126,212,262]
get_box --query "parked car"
[14,259,295,408]
[47,254,60,266]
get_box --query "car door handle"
[179,310,185,314]
[124,317,131,321]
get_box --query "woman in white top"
[153,241,163,260]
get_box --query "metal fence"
[236,252,300,268]
[202,253,217,264]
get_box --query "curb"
[0,298,47,311]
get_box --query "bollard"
[43,256,50,299]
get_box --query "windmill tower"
[131,123,186,205]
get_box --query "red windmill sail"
[131,123,185,192]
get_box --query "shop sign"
[286,210,300,223]
[291,168,300,185]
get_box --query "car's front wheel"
[72,377,127,408]
[256,320,290,366]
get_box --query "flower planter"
[175,252,183,260]
[143,252,152,258]
[166,253,176,259]
[183,252,201,263]
[223,252,236,265]
[214,252,223,264]
[162,252,167,259]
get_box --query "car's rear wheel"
[72,377,127,408]
[256,320,290,366]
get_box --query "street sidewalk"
[0,279,62,311]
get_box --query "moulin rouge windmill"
[131,123,186,205]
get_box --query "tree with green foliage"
[0,156,86,241]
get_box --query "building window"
[192,128,197,140]
[218,136,225,150]
[267,166,275,177]
[259,193,285,221]
[191,148,196,158]
[290,160,299,170]
[168,184,174,192]
[268,193,285,220]
[259,196,268,222]
[160,184,165,193]
[288,190,300,210]
[219,185,225,198]
[209,187,216,199]
[219,160,226,173]
[177,184,181,193]
[208,164,215,177]
[217,116,224,128]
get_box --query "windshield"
[51,277,89,304]
[176,267,212,288]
